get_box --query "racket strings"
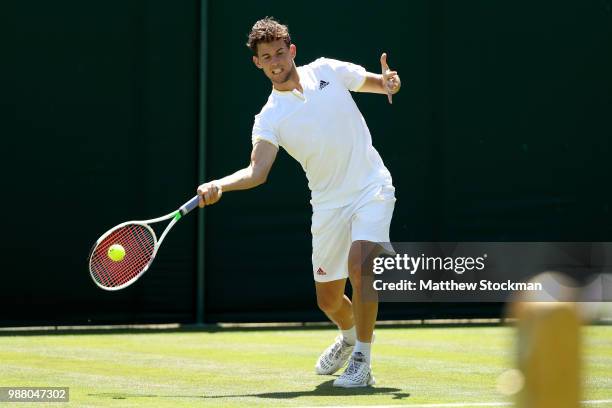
[90,224,156,288]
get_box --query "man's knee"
[349,241,386,291]
[316,292,343,314]
[348,261,363,289]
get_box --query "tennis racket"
[88,195,201,291]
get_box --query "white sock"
[353,340,372,363]
[341,326,356,345]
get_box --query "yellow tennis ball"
[108,244,126,262]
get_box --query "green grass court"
[1,325,611,407]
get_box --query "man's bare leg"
[332,240,380,387]
[315,279,353,330]
[314,278,357,375]
[347,240,379,343]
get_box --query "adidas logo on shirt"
[319,80,330,90]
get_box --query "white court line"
[301,404,512,408]
[302,399,612,408]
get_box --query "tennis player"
[197,17,400,387]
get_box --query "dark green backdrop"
[3,1,200,325]
[2,1,611,325]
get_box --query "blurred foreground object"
[510,273,581,408]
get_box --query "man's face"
[253,39,296,85]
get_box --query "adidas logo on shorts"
[319,80,329,90]
[316,267,327,276]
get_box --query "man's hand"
[197,181,223,207]
[380,53,401,104]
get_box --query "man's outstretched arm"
[197,140,278,207]
[357,53,401,104]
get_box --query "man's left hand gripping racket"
[88,195,200,290]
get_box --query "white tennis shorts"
[311,184,396,282]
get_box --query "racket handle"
[179,195,201,216]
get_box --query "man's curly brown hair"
[246,17,291,55]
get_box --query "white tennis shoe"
[333,352,376,388]
[315,335,354,375]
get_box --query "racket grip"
[179,195,201,216]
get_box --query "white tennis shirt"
[252,57,393,210]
